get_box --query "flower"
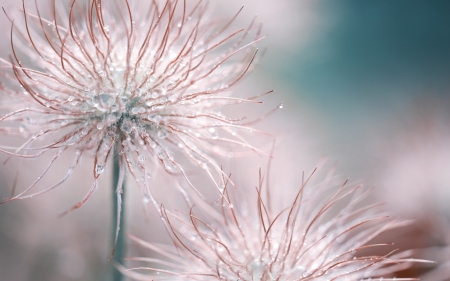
[0,0,270,210]
[126,166,429,280]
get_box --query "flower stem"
[112,146,125,281]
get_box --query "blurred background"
[0,0,449,280]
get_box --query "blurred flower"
[0,0,270,210]
[126,166,427,280]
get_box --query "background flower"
[126,164,427,280]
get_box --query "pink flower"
[0,0,270,210]
[126,166,429,280]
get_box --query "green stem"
[112,146,125,281]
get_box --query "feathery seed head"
[0,0,269,208]
[127,167,428,280]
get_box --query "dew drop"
[151,88,166,98]
[121,121,132,133]
[138,155,146,162]
[66,134,80,145]
[96,122,104,130]
[156,147,165,158]
[80,103,89,112]
[157,130,167,139]
[99,93,115,107]
[148,114,162,125]
[95,163,104,175]
[80,128,88,136]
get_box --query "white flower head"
[0,0,271,210]
[127,166,430,280]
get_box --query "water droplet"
[148,114,162,125]
[66,134,80,145]
[138,155,146,162]
[157,130,167,139]
[121,121,132,133]
[279,103,284,109]
[151,88,166,98]
[96,122,104,130]
[143,194,150,203]
[95,163,104,175]
[99,93,115,107]
[80,103,89,112]
[156,146,165,158]
[68,96,75,102]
